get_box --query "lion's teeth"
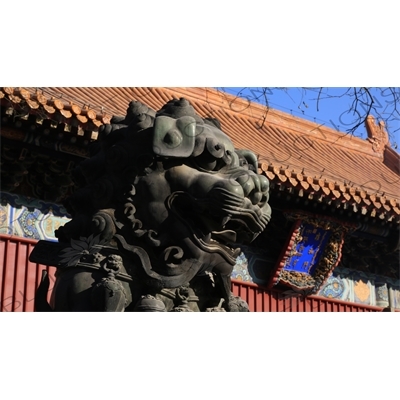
[204,233,211,243]
[233,248,242,257]
[221,216,231,226]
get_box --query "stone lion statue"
[31,98,271,311]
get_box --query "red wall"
[1,234,384,312]
[1,235,55,312]
[231,280,383,312]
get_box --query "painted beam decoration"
[269,211,355,294]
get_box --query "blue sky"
[217,88,400,150]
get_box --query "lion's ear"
[153,116,196,157]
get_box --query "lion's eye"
[163,129,182,148]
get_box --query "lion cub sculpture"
[30,98,271,311]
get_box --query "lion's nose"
[250,191,263,205]
[234,172,269,206]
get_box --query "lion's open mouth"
[167,189,270,264]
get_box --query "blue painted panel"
[283,223,331,275]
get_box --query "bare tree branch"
[218,87,399,148]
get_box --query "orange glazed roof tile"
[1,87,399,221]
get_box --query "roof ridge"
[167,87,395,159]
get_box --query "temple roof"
[1,87,399,223]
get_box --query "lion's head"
[56,98,271,292]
